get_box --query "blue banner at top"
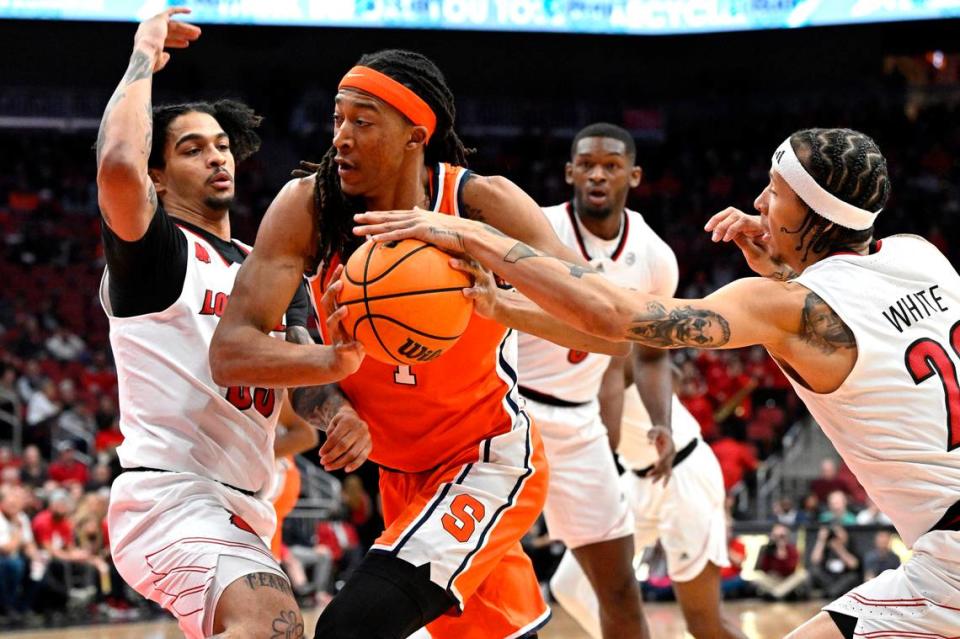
[1,1,957,35]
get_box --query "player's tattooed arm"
[96,9,199,240]
[798,291,855,354]
[625,301,732,348]
[290,384,348,433]
[503,242,598,279]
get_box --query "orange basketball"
[337,239,474,366]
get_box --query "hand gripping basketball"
[336,239,475,366]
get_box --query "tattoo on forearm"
[481,223,508,238]
[96,50,154,164]
[798,291,855,354]
[244,572,294,597]
[427,227,465,251]
[291,384,345,432]
[626,301,731,348]
[270,610,304,639]
[503,242,597,279]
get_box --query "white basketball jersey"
[788,235,960,546]
[518,202,679,403]
[618,387,701,470]
[100,226,286,493]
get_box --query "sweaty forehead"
[574,136,628,158]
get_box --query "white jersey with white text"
[518,202,679,403]
[100,227,285,493]
[789,235,960,546]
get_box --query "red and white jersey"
[100,227,286,493]
[788,234,960,546]
[518,202,679,403]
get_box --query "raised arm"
[96,9,200,240]
[210,178,363,387]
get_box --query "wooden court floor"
[8,600,822,638]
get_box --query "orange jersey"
[308,163,522,472]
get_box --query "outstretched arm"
[210,179,363,387]
[96,9,200,240]
[354,211,792,351]
[450,257,629,356]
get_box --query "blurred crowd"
[0,76,957,627]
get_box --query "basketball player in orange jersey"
[356,128,960,639]
[96,10,368,638]
[211,49,628,639]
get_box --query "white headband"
[771,138,880,231]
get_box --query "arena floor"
[9,601,822,638]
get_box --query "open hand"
[354,208,473,254]
[704,207,793,279]
[133,8,202,73]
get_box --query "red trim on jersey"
[565,201,630,262]
[847,592,960,612]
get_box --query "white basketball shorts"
[108,470,286,638]
[525,398,633,549]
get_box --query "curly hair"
[148,99,262,169]
[784,128,891,260]
[294,49,473,270]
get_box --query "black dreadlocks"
[783,128,891,261]
[294,49,472,270]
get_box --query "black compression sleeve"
[101,207,188,318]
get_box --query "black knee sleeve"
[312,552,457,639]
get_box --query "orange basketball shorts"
[371,416,551,639]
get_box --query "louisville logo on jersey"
[229,513,255,535]
[567,349,588,364]
[195,243,211,264]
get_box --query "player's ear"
[148,167,166,196]
[406,125,428,151]
[629,165,642,189]
[564,161,574,185]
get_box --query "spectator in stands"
[856,498,893,526]
[0,446,18,472]
[808,524,861,599]
[47,443,88,486]
[93,417,123,455]
[19,445,47,488]
[809,458,848,503]
[0,485,38,618]
[14,361,43,403]
[721,518,751,598]
[25,379,60,449]
[752,523,807,600]
[0,466,19,490]
[314,517,363,593]
[772,497,798,526]
[863,530,901,581]
[44,326,86,363]
[93,395,117,432]
[819,490,856,526]
[795,493,821,525]
[12,317,44,360]
[53,380,94,451]
[710,420,759,492]
[85,464,112,492]
[341,475,376,549]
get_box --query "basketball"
[337,239,474,366]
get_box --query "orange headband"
[338,65,437,143]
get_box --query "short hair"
[149,99,263,169]
[570,123,636,160]
[784,128,890,260]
